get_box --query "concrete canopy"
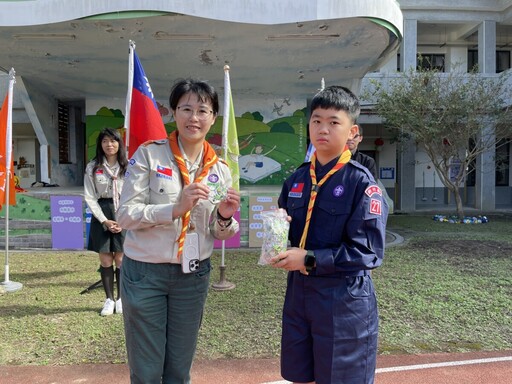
[0,0,402,101]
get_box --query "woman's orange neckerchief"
[168,130,218,259]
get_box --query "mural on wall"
[85,107,125,161]
[85,104,308,186]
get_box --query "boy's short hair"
[310,85,360,123]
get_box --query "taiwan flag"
[156,165,172,177]
[288,182,304,198]
[125,41,167,158]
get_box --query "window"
[57,102,70,164]
[467,50,511,73]
[497,51,511,73]
[465,139,510,187]
[417,54,445,71]
[467,50,478,72]
[466,139,476,187]
[496,139,510,186]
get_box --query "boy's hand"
[271,247,308,274]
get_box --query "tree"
[364,67,512,218]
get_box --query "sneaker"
[115,298,123,314]
[100,298,115,316]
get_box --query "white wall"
[447,47,468,71]
[376,143,397,189]
[414,149,444,188]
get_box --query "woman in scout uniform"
[84,127,128,316]
[117,79,240,384]
[271,86,388,384]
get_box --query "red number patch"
[370,198,381,215]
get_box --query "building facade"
[358,0,512,211]
[1,0,512,212]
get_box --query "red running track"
[1,350,511,384]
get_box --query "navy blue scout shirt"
[278,156,388,276]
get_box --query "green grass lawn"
[0,213,511,365]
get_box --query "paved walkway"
[1,350,511,384]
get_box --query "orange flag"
[0,91,16,209]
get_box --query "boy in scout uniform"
[271,85,388,384]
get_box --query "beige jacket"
[84,161,125,224]
[117,139,239,264]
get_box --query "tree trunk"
[453,188,465,218]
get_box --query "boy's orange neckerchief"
[168,130,218,259]
[299,147,352,249]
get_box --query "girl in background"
[84,127,128,316]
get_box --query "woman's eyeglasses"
[177,106,213,121]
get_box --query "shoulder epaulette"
[142,139,167,147]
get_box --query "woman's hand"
[218,188,240,219]
[173,182,210,219]
[104,219,122,233]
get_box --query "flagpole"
[2,68,22,293]
[124,40,136,155]
[304,78,325,162]
[212,65,236,291]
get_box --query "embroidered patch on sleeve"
[370,198,382,215]
[365,185,382,197]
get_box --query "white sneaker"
[115,298,122,314]
[101,298,115,316]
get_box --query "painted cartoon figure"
[242,144,277,173]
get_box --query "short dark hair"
[310,85,360,123]
[169,78,219,114]
[357,124,364,136]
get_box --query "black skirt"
[87,198,125,253]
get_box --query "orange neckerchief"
[299,147,352,249]
[168,130,218,259]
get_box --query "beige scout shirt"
[117,139,239,264]
[84,160,125,224]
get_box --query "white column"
[401,19,417,72]
[475,21,496,210]
[478,21,496,74]
[398,18,417,211]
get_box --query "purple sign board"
[51,196,84,250]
